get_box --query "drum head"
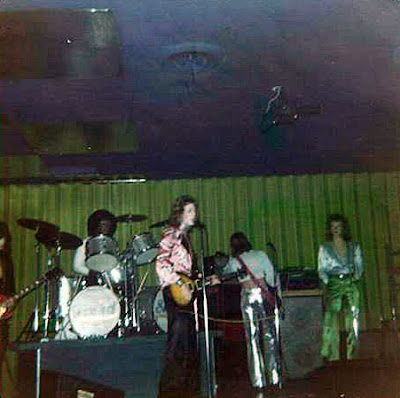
[86,253,118,272]
[85,235,119,272]
[136,248,158,265]
[153,290,167,333]
[130,233,159,265]
[69,286,120,338]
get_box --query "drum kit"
[16,215,167,342]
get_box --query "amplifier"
[280,268,320,290]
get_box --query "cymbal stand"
[127,224,139,331]
[52,243,62,333]
[41,248,53,341]
[116,253,138,337]
[127,258,139,332]
[33,241,41,334]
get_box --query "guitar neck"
[1,267,61,307]
[220,269,246,283]
[3,277,46,308]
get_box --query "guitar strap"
[236,254,277,310]
[236,254,269,292]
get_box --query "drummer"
[73,209,117,280]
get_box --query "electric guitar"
[0,267,62,320]
[170,270,246,307]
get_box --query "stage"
[13,331,219,398]
[14,335,166,398]
[11,326,398,398]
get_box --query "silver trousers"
[241,287,282,388]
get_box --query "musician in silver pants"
[241,287,281,389]
[224,232,282,391]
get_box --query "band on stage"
[0,197,365,396]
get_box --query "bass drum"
[137,287,167,334]
[69,286,120,339]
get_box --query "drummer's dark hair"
[88,209,116,236]
[168,195,198,228]
[230,232,252,257]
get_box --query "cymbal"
[114,214,147,223]
[17,218,59,232]
[35,230,82,250]
[149,220,168,229]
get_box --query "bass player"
[222,232,282,393]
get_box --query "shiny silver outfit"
[241,287,281,388]
[224,249,282,389]
[318,241,364,361]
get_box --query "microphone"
[266,241,276,253]
[194,220,206,229]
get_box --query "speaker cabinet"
[280,290,323,378]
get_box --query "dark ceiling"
[1,0,400,180]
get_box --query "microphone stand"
[198,225,217,397]
[273,272,283,389]
[268,241,283,389]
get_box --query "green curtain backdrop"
[1,171,400,392]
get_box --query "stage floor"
[12,328,400,398]
[216,340,400,398]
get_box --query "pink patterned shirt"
[156,226,193,289]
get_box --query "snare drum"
[85,234,119,272]
[129,233,159,265]
[69,286,120,338]
[107,264,128,285]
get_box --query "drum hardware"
[16,218,83,341]
[112,213,156,337]
[17,218,59,338]
[113,232,158,335]
[108,264,128,285]
[37,229,82,338]
[54,275,86,340]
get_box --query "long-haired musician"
[0,222,15,392]
[318,213,364,361]
[156,195,199,397]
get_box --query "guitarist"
[0,222,15,391]
[222,232,282,393]
[156,195,202,398]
